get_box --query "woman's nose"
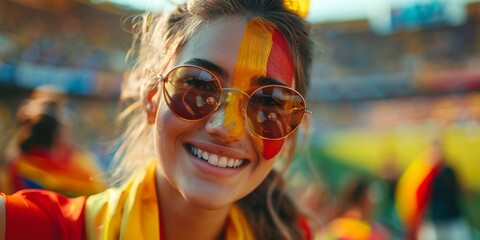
[205,92,246,142]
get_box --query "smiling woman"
[0,0,314,239]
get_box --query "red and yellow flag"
[7,149,106,197]
[395,150,440,239]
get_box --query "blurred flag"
[8,149,106,197]
[317,217,372,240]
[284,0,310,19]
[395,150,440,239]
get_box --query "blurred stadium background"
[0,0,479,238]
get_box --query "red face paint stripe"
[262,29,295,160]
[267,29,294,86]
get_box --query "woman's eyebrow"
[183,58,229,79]
[251,76,287,86]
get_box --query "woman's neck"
[155,173,231,240]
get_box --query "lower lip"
[186,147,245,178]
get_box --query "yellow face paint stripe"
[224,18,274,137]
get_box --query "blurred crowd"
[291,136,477,239]
[0,1,128,72]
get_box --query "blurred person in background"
[0,0,315,239]
[395,137,473,240]
[316,175,391,240]
[2,85,106,197]
[418,140,472,240]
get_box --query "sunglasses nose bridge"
[205,88,249,140]
[219,88,249,111]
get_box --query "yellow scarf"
[84,162,254,240]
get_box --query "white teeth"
[189,145,243,168]
[218,157,227,168]
[235,160,243,167]
[208,154,218,165]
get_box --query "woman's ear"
[143,78,159,125]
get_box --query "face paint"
[224,18,273,138]
[225,18,295,160]
[263,28,295,160]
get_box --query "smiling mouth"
[186,144,246,168]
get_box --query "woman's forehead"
[176,16,247,73]
[177,16,294,88]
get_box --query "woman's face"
[152,16,295,209]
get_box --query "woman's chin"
[181,190,236,210]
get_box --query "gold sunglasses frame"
[156,65,311,140]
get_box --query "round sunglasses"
[156,65,311,140]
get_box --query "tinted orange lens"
[246,86,306,139]
[163,66,222,120]
[163,66,306,139]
